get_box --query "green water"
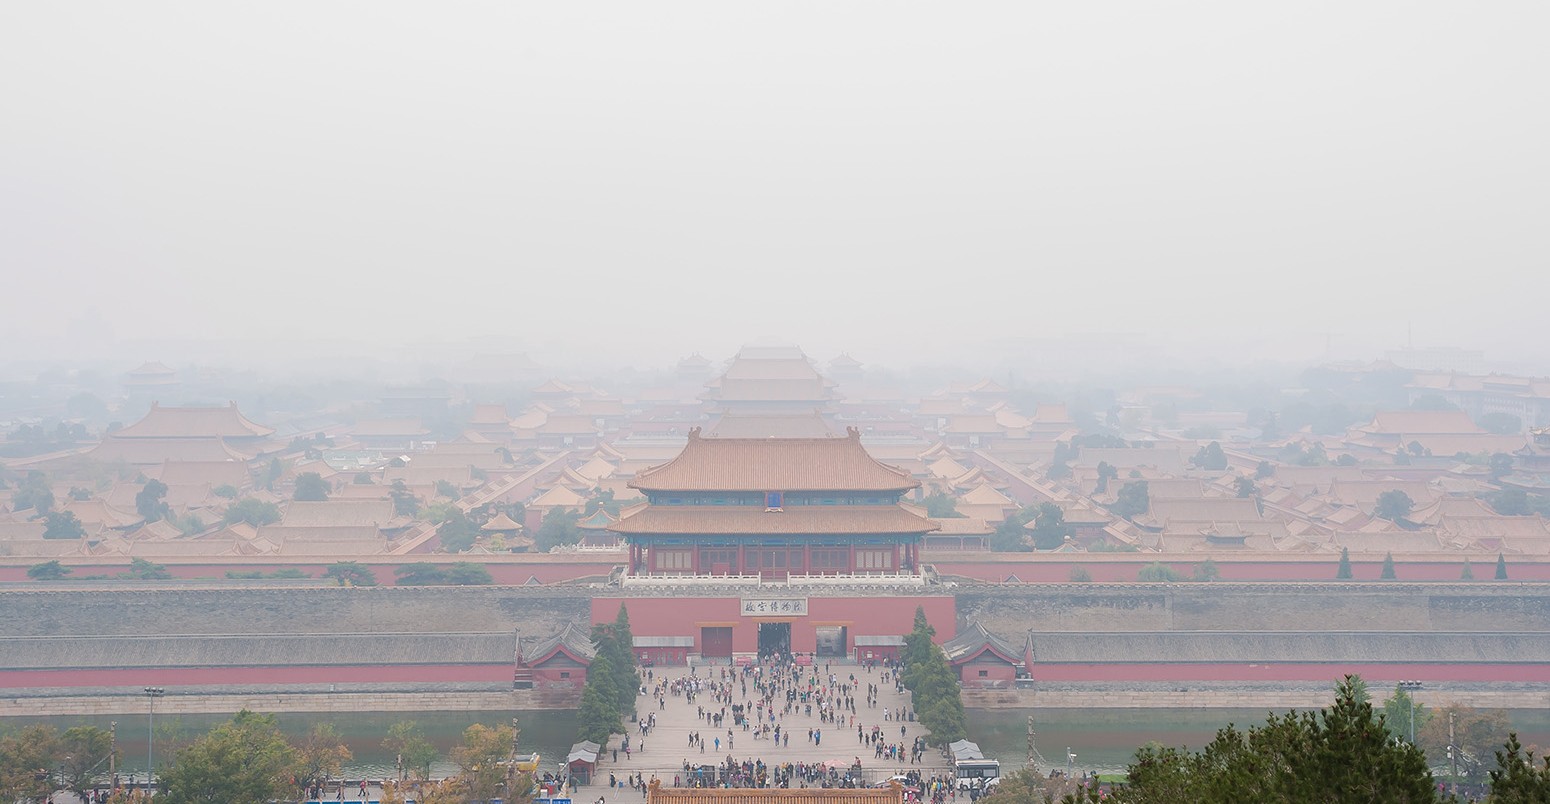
[11,707,1550,778]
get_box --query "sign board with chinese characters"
[740,598,809,616]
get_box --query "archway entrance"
[757,622,791,658]
[815,625,848,658]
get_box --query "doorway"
[815,625,848,658]
[701,627,733,660]
[757,622,791,657]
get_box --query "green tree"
[222,498,281,527]
[1254,460,1274,480]
[1420,705,1511,785]
[1382,684,1430,744]
[136,479,171,522]
[446,562,493,585]
[1497,553,1509,580]
[1028,502,1071,550]
[42,510,85,539]
[1192,559,1220,582]
[1069,566,1092,582]
[121,557,172,579]
[1337,547,1354,580]
[0,723,61,803]
[923,491,966,518]
[354,472,373,485]
[577,653,622,744]
[1191,441,1228,471]
[324,561,376,586]
[395,563,448,585]
[1138,562,1183,582]
[1461,559,1474,580]
[13,471,55,514]
[1488,733,1550,802]
[159,710,297,804]
[535,508,582,551]
[991,507,1035,552]
[1376,490,1415,522]
[1233,476,1256,499]
[383,721,438,781]
[263,458,284,491]
[294,472,330,501]
[26,560,71,580]
[293,723,351,796]
[1381,552,1397,580]
[57,725,115,800]
[1111,480,1150,520]
[1490,452,1516,482]
[1094,461,1118,494]
[434,479,459,499]
[449,722,517,802]
[1076,676,1437,803]
[591,606,639,710]
[212,484,239,499]
[431,507,480,554]
[899,606,966,745]
[390,479,420,517]
[1494,488,1531,516]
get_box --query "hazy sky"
[3,3,1546,370]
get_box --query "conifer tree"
[1381,552,1396,580]
[1337,547,1353,580]
[1497,553,1509,580]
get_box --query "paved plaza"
[574,659,954,794]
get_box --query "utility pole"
[1449,709,1458,794]
[109,721,117,781]
[145,687,165,796]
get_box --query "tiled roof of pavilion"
[942,622,1022,665]
[707,412,837,439]
[520,621,596,665]
[609,505,939,536]
[113,403,273,439]
[630,428,917,492]
[153,460,250,488]
[1355,410,1482,435]
[708,378,833,402]
[90,436,254,465]
[281,500,400,528]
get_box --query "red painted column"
[892,544,899,571]
[802,544,811,575]
[848,543,856,573]
[737,544,745,575]
[692,545,700,575]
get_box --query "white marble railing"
[782,572,925,586]
[619,571,925,587]
[620,573,762,587]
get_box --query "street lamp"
[145,687,165,795]
[1397,680,1423,744]
[1066,747,1075,780]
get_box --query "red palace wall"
[930,558,1550,584]
[1031,663,1550,684]
[0,664,513,689]
[592,596,955,656]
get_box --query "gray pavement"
[575,659,954,792]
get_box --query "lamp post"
[1397,680,1423,744]
[145,687,165,795]
[1066,747,1075,779]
